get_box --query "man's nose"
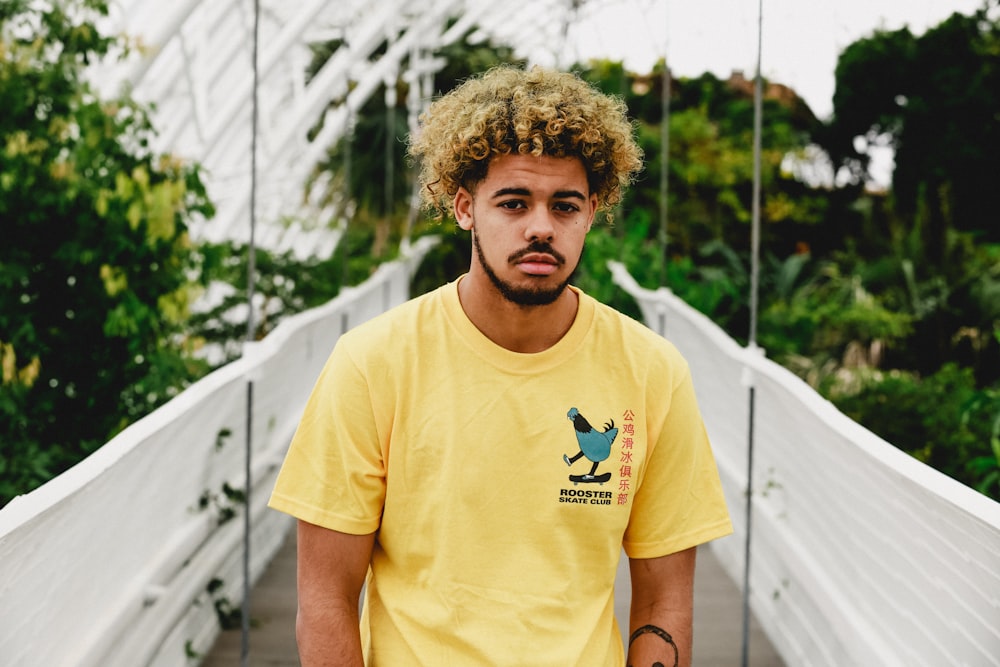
[524,206,555,241]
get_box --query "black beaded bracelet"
[628,624,679,667]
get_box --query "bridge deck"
[202,533,784,666]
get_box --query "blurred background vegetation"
[2,0,998,505]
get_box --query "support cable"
[342,105,353,287]
[658,54,670,283]
[241,0,262,664]
[385,72,396,236]
[748,4,763,348]
[740,1,764,666]
[657,0,670,285]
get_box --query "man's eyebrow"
[489,187,530,199]
[489,187,587,200]
[554,189,588,201]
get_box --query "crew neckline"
[441,276,596,374]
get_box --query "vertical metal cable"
[385,78,395,228]
[748,6,763,350]
[657,0,671,284]
[740,384,756,667]
[342,105,353,287]
[242,0,261,664]
[245,1,260,343]
[741,1,764,666]
[658,58,670,284]
[241,380,254,666]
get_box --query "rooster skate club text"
[559,488,613,505]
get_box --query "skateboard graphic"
[569,472,612,485]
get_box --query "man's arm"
[627,547,697,667]
[296,519,376,667]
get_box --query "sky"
[560,0,987,121]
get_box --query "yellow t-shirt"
[269,279,732,666]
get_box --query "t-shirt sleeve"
[623,361,733,559]
[268,337,386,535]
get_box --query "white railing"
[609,261,1000,667]
[0,237,437,667]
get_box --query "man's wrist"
[626,624,679,667]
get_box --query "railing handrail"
[609,260,1000,667]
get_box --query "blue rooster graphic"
[563,407,618,484]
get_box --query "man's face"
[453,154,598,307]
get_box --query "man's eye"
[554,202,580,212]
[499,200,526,209]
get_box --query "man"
[268,65,732,667]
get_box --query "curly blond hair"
[408,65,643,219]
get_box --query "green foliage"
[963,383,1000,498]
[759,259,914,365]
[204,578,244,631]
[0,1,213,505]
[737,3,1000,499]
[573,212,657,322]
[183,639,200,660]
[665,246,748,331]
[410,224,470,297]
[187,216,416,368]
[821,0,1000,243]
[196,481,246,527]
[310,88,412,258]
[188,240,347,364]
[832,365,999,495]
[214,427,233,452]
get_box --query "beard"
[473,232,582,307]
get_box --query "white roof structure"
[92,0,590,258]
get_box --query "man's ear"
[454,187,474,231]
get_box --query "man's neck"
[457,275,579,354]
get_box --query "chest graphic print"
[562,407,618,485]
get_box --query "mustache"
[507,241,567,265]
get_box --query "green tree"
[821,0,1000,245]
[0,0,214,504]
[816,2,1000,380]
[582,65,825,336]
[591,66,824,266]
[833,364,999,498]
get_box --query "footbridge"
[1,2,998,666]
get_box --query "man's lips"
[515,252,560,275]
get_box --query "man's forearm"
[295,522,374,667]
[627,547,696,667]
[296,600,364,666]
